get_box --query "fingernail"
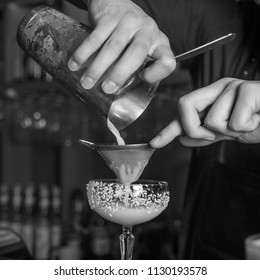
[68,59,79,71]
[203,135,215,141]
[102,81,119,94]
[81,76,95,89]
[150,136,161,146]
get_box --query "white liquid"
[95,206,165,226]
[109,160,148,185]
[107,118,125,145]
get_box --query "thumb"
[179,133,235,147]
[150,118,183,148]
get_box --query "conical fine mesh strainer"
[79,140,155,184]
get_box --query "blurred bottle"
[10,99,31,143]
[49,185,62,257]
[22,183,36,256]
[0,184,11,228]
[51,189,83,260]
[34,183,51,260]
[66,189,84,259]
[83,211,113,260]
[70,189,84,234]
[10,183,23,236]
[23,56,41,81]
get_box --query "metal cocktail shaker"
[16,6,158,131]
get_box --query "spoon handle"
[175,33,236,62]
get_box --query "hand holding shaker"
[17,6,158,131]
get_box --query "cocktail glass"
[87,179,170,260]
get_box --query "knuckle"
[225,78,242,90]
[204,117,220,131]
[106,38,124,53]
[220,77,235,84]
[159,32,171,46]
[143,16,157,29]
[121,14,138,28]
[87,33,103,49]
[123,13,158,32]
[178,95,190,110]
[228,120,242,131]
[238,81,256,95]
[132,41,149,53]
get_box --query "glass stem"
[119,226,135,260]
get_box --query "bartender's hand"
[150,78,260,148]
[68,0,175,94]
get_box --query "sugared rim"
[88,179,168,186]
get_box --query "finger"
[179,133,235,147]
[236,112,260,131]
[68,21,116,71]
[230,83,260,132]
[149,118,183,148]
[140,43,176,83]
[178,78,233,140]
[101,29,151,94]
[203,80,243,137]
[238,125,260,144]
[80,24,131,89]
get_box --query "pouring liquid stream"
[107,118,125,145]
